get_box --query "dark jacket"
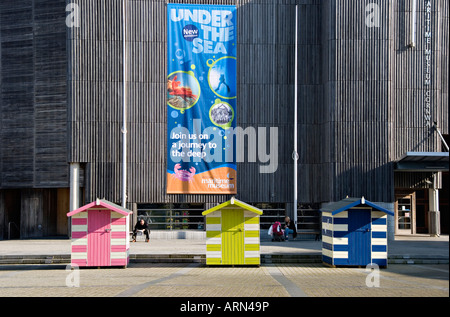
[285,221,297,239]
[134,220,148,230]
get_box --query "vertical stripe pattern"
[87,209,111,267]
[222,210,244,265]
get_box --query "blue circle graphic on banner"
[182,24,199,42]
[207,57,236,99]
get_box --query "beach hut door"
[222,210,244,265]
[87,210,111,266]
[348,210,371,266]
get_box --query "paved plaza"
[0,235,448,302]
[0,263,447,298]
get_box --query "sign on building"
[167,3,237,194]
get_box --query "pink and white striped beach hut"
[67,198,132,268]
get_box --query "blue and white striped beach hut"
[321,197,394,267]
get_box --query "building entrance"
[395,192,416,235]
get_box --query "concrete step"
[0,255,70,265]
[0,254,323,265]
[261,254,322,264]
[0,254,447,265]
[388,255,449,265]
[130,254,205,264]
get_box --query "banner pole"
[293,5,298,229]
[122,0,128,208]
[410,0,417,47]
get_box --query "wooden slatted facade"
[1,0,448,238]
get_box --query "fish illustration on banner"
[167,4,237,194]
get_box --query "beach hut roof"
[202,198,263,216]
[320,197,394,216]
[67,198,133,217]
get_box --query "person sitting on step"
[132,218,150,242]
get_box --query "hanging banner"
[167,3,237,194]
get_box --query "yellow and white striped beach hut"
[202,198,263,266]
